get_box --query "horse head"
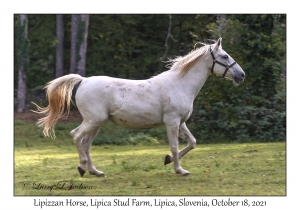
[208,38,245,85]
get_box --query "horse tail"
[32,74,83,138]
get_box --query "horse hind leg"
[70,120,103,177]
[164,122,196,165]
[81,128,105,177]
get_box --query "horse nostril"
[241,73,245,78]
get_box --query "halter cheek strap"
[210,47,236,78]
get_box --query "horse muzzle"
[233,71,245,85]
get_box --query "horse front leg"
[165,122,190,176]
[164,122,196,166]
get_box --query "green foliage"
[191,90,285,142]
[87,15,171,79]
[15,14,213,88]
[235,15,285,99]
[194,14,286,142]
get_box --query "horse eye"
[223,55,228,59]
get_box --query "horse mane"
[166,43,210,77]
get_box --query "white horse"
[33,38,245,176]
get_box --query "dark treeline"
[14,14,286,142]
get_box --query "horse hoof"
[176,170,190,176]
[164,154,172,165]
[78,166,86,177]
[89,171,105,177]
[182,172,190,176]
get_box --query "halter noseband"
[210,46,236,78]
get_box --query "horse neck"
[173,59,211,99]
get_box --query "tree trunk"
[77,14,89,77]
[17,14,28,112]
[56,14,64,78]
[70,14,78,74]
[217,14,227,38]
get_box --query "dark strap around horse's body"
[210,47,236,78]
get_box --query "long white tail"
[32,74,83,138]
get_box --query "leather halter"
[210,47,237,78]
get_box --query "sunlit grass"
[14,143,286,196]
[14,121,286,196]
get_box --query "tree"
[161,14,177,60]
[217,14,227,37]
[70,14,89,76]
[17,14,28,112]
[56,14,64,78]
[77,15,89,77]
[70,14,78,74]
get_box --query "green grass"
[14,121,286,196]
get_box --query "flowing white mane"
[167,43,210,77]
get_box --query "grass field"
[14,121,286,196]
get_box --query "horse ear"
[214,37,222,50]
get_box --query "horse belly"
[108,104,163,129]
